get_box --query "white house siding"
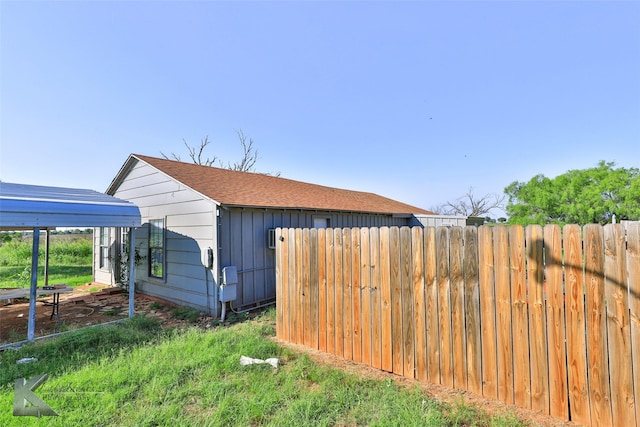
[93,226,115,285]
[96,160,219,315]
[218,208,411,310]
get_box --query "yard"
[0,307,573,426]
[0,230,575,426]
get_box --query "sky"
[1,0,639,218]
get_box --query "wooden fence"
[275,224,640,427]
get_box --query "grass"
[170,306,201,323]
[0,233,93,288]
[0,310,528,427]
[0,265,93,288]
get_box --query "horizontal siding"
[166,212,214,227]
[103,161,218,315]
[138,281,212,312]
[166,225,215,241]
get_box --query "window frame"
[99,227,110,270]
[148,219,165,279]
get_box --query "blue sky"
[1,1,639,217]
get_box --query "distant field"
[0,232,93,288]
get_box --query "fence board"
[401,227,415,378]
[494,226,514,404]
[390,227,404,376]
[334,229,344,357]
[450,227,466,390]
[380,227,393,372]
[413,227,427,382]
[478,226,497,399]
[563,224,591,426]
[295,228,304,345]
[544,224,568,420]
[360,228,372,366]
[604,224,634,427]
[310,229,319,350]
[463,227,482,395]
[318,229,327,352]
[508,225,530,409]
[437,226,453,388]
[351,228,362,363]
[276,228,287,340]
[527,224,549,413]
[326,229,336,355]
[626,222,640,427]
[288,228,301,344]
[342,228,353,360]
[584,224,612,427]
[370,227,382,370]
[302,229,312,347]
[425,227,440,383]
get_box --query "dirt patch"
[0,283,177,344]
[274,338,581,427]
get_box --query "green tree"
[505,161,640,225]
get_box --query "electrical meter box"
[219,266,238,302]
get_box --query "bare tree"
[432,187,505,217]
[160,136,218,166]
[160,129,269,174]
[224,129,258,172]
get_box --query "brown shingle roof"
[131,154,433,215]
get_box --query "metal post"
[27,228,40,341]
[128,228,136,317]
[44,229,50,287]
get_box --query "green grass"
[170,306,201,323]
[0,233,93,288]
[0,310,528,427]
[0,265,93,288]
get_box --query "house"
[94,154,437,318]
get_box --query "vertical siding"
[219,209,412,309]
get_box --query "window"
[149,219,164,278]
[120,227,130,255]
[99,227,110,269]
[313,217,330,229]
[267,228,277,249]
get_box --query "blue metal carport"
[0,182,141,342]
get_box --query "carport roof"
[0,182,141,230]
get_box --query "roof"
[111,154,433,215]
[0,182,142,229]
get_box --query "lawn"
[0,310,527,427]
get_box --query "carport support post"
[128,227,136,317]
[27,227,40,341]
